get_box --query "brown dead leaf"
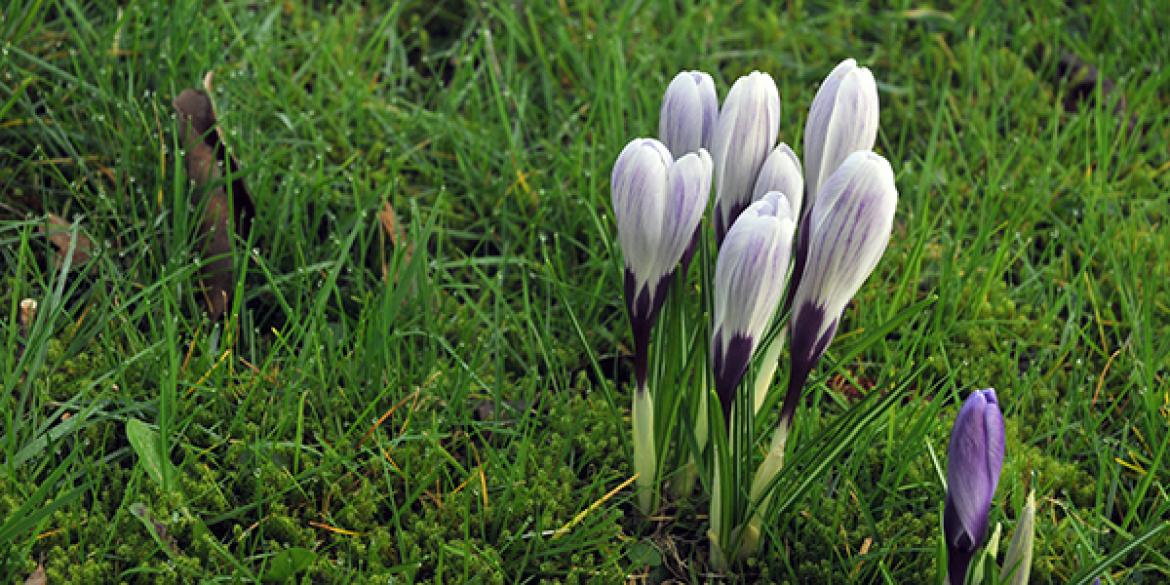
[173,76,255,321]
[40,213,93,269]
[24,562,46,585]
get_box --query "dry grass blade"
[19,299,38,336]
[378,201,406,248]
[378,200,414,282]
[172,77,255,321]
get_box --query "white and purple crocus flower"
[782,150,897,425]
[611,135,712,512]
[612,139,712,388]
[711,192,795,420]
[944,389,1006,585]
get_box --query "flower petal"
[753,142,804,219]
[659,71,719,157]
[660,149,713,271]
[712,71,781,244]
[611,138,672,293]
[803,59,879,215]
[945,389,1005,549]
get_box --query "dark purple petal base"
[944,495,979,585]
[712,330,754,424]
[679,225,702,277]
[780,303,838,425]
[781,209,813,316]
[714,200,749,249]
[624,267,675,388]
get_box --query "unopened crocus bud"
[711,71,781,245]
[711,192,795,420]
[659,71,719,158]
[783,150,896,424]
[612,138,713,387]
[803,58,879,215]
[752,142,804,222]
[944,389,1006,585]
[1000,489,1036,585]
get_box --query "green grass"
[2,0,1168,582]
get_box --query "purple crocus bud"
[944,389,1006,585]
[659,70,719,158]
[711,192,795,420]
[752,142,804,222]
[803,58,879,217]
[711,71,781,245]
[782,150,896,424]
[612,138,713,387]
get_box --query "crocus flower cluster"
[610,59,897,562]
[707,58,895,431]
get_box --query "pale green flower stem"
[632,385,657,514]
[739,419,791,559]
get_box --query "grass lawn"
[2,1,1168,582]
